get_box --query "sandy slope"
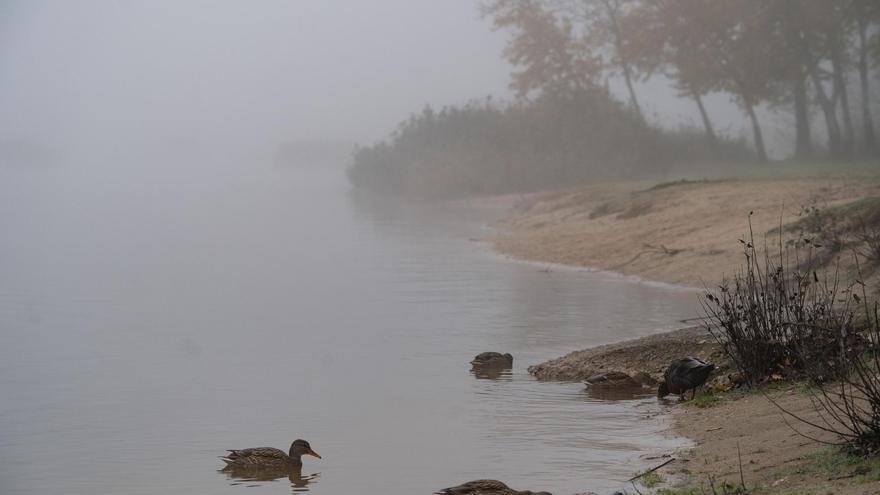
[494,176,880,494]
[663,387,880,495]
[494,177,880,288]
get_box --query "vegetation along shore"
[492,175,880,494]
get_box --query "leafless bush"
[701,216,849,386]
[704,212,880,455]
[777,278,880,456]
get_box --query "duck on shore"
[220,439,321,470]
[658,357,715,400]
[435,479,551,495]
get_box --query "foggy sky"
[1,1,769,161]
[0,1,513,156]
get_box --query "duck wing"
[221,447,289,467]
[435,479,514,494]
[667,357,715,389]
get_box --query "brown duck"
[220,439,321,469]
[436,479,551,495]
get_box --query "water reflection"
[220,465,320,492]
[470,368,514,380]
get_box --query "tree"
[484,0,601,98]
[680,1,777,162]
[553,0,645,121]
[853,0,878,155]
[485,0,646,119]
[620,0,721,149]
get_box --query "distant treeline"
[347,92,749,198]
[482,0,880,162]
[349,0,880,197]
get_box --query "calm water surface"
[0,159,698,494]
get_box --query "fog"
[4,2,873,493]
[0,1,514,160]
[1,0,774,167]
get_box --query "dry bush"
[701,216,849,386]
[703,214,880,455]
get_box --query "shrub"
[704,215,880,455]
[347,90,752,198]
[789,290,880,456]
[701,216,850,386]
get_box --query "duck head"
[657,382,670,398]
[289,439,321,460]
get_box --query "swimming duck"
[435,479,551,495]
[470,352,513,369]
[658,357,715,400]
[220,439,321,469]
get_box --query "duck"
[220,439,321,470]
[470,352,513,369]
[658,357,715,400]
[435,479,551,495]
[584,371,640,388]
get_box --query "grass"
[684,389,725,408]
[656,487,703,495]
[641,471,665,488]
[778,196,880,234]
[795,447,880,482]
[656,480,746,495]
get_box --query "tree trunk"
[809,64,844,159]
[744,103,768,163]
[857,15,877,155]
[620,60,643,122]
[691,89,718,151]
[831,50,855,160]
[733,76,768,163]
[793,72,812,159]
[604,0,644,122]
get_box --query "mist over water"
[0,159,698,494]
[0,2,740,493]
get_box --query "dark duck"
[470,352,513,369]
[658,357,715,400]
[220,439,321,470]
[436,479,551,495]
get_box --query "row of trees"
[484,0,880,162]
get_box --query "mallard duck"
[658,357,715,400]
[470,352,513,369]
[220,439,321,469]
[584,371,640,388]
[435,479,551,495]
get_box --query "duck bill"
[307,449,322,459]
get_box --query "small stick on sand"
[627,457,675,482]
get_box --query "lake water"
[0,158,699,494]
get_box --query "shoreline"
[486,176,880,493]
[492,176,880,288]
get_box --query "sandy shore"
[663,386,879,494]
[494,177,880,288]
[492,176,880,493]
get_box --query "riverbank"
[494,176,880,288]
[493,176,880,493]
[663,385,880,494]
[519,323,880,494]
